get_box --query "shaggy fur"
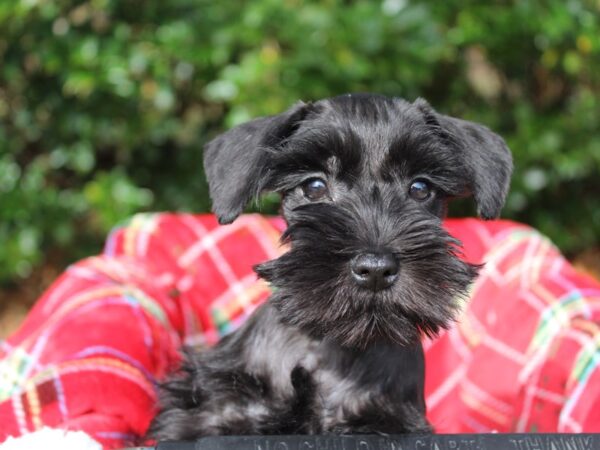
[150,93,512,440]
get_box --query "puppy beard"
[256,203,479,349]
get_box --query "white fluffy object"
[0,427,102,450]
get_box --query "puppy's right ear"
[203,102,311,224]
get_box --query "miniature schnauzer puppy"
[150,93,512,439]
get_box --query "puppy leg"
[149,364,270,439]
[149,305,321,440]
[328,403,432,435]
[279,366,318,434]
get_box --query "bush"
[0,0,598,285]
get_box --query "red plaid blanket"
[1,214,599,448]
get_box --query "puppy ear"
[414,99,513,219]
[203,102,311,224]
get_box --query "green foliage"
[0,0,599,284]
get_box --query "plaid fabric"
[428,220,600,433]
[0,214,599,448]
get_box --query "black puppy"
[150,93,512,439]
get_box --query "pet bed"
[1,213,599,448]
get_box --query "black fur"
[150,93,512,440]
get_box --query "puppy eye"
[408,180,432,201]
[302,178,329,201]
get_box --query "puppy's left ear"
[203,101,311,224]
[414,99,513,219]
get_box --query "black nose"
[351,253,399,291]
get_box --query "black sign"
[147,434,599,450]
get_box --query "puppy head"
[204,94,512,348]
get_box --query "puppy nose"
[351,253,399,291]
